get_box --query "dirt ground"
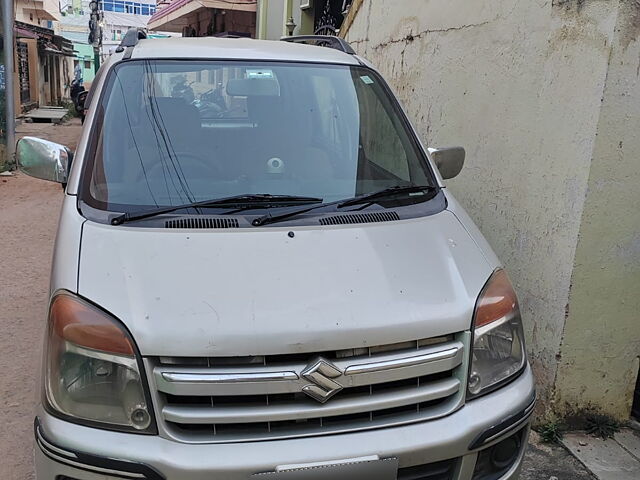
[0,119,82,480]
[0,119,595,479]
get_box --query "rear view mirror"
[17,136,72,184]
[428,146,465,180]
[226,78,280,97]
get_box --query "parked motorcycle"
[193,84,228,118]
[70,78,88,124]
[171,76,195,104]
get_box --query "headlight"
[467,269,526,399]
[44,292,156,433]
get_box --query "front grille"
[148,335,466,443]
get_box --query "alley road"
[0,119,594,479]
[0,119,82,480]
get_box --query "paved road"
[0,119,596,479]
[0,119,81,480]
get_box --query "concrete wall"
[344,0,639,419]
[553,1,640,419]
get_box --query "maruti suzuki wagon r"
[18,30,535,480]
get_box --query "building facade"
[101,7,158,56]
[1,12,7,169]
[58,0,161,60]
[147,0,256,37]
[256,0,354,40]
[15,0,60,27]
[13,0,76,114]
[72,42,95,84]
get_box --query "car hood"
[78,211,494,357]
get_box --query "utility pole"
[1,0,15,164]
[88,0,102,73]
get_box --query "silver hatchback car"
[19,30,534,480]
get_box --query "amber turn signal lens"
[49,294,134,356]
[474,269,519,328]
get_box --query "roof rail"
[280,35,356,55]
[115,28,147,54]
[214,31,251,38]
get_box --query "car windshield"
[84,60,435,211]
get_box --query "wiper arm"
[252,185,436,227]
[337,185,435,208]
[111,194,323,225]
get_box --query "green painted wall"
[73,43,95,84]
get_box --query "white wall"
[552,1,640,419]
[344,0,626,411]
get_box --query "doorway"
[17,41,30,104]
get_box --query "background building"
[54,13,95,84]
[256,0,354,40]
[73,42,95,83]
[148,0,256,37]
[100,1,158,55]
[15,0,60,28]
[343,0,640,423]
[58,0,160,60]
[13,0,75,114]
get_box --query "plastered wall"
[345,0,639,417]
[553,1,640,419]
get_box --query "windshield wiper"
[252,185,436,227]
[337,185,435,208]
[111,194,323,225]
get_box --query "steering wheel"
[137,151,221,182]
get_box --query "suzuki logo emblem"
[301,358,344,403]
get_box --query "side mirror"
[428,146,465,180]
[16,136,72,184]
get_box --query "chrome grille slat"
[161,370,300,384]
[148,334,468,443]
[163,378,460,424]
[153,341,464,397]
[344,347,459,375]
[162,398,459,444]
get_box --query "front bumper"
[35,365,534,480]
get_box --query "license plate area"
[252,456,398,479]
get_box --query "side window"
[354,74,410,181]
[83,62,108,111]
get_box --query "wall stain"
[619,0,640,50]
[553,0,640,50]
[552,0,590,12]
